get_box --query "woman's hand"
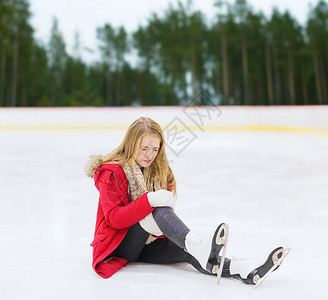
[147,189,175,208]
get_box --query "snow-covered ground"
[1,107,328,300]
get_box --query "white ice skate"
[185,223,229,284]
[230,247,290,288]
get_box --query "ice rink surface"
[1,107,328,300]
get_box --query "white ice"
[1,107,328,300]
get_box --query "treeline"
[0,0,328,107]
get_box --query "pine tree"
[48,17,67,106]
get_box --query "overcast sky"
[28,0,318,63]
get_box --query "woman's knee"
[152,207,174,220]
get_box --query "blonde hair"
[86,117,176,195]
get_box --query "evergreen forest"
[0,0,328,106]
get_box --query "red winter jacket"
[90,163,154,278]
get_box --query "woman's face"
[136,134,160,168]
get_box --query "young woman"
[86,117,288,285]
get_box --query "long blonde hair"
[86,117,176,195]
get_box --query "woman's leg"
[108,208,231,277]
[109,222,149,262]
[152,207,189,249]
[151,207,229,275]
[136,237,232,277]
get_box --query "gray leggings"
[110,207,231,276]
[152,207,190,248]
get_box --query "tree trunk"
[300,59,309,105]
[190,37,199,98]
[191,60,198,98]
[122,73,128,106]
[313,52,323,105]
[287,52,296,105]
[183,66,188,100]
[51,73,57,106]
[241,28,249,105]
[138,71,145,106]
[265,42,274,105]
[11,29,19,106]
[116,72,120,106]
[319,55,327,104]
[216,68,221,102]
[21,84,27,106]
[273,47,281,105]
[0,50,6,106]
[231,72,237,105]
[106,69,112,106]
[221,30,229,105]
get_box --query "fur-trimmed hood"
[85,155,104,178]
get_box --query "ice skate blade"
[216,224,229,285]
[254,248,291,289]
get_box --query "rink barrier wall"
[0,124,322,134]
[0,126,326,139]
[0,106,327,139]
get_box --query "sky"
[28,0,319,63]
